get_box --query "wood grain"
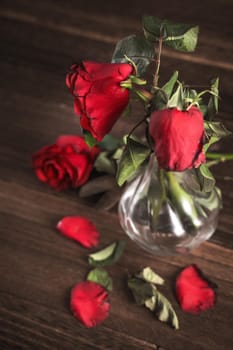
[0,0,232,349]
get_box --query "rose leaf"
[88,240,126,267]
[143,16,199,52]
[112,35,154,75]
[99,134,122,152]
[136,267,165,285]
[162,71,179,98]
[196,164,216,192]
[116,138,151,186]
[83,130,97,147]
[87,268,113,292]
[128,277,156,305]
[145,291,179,330]
[207,78,219,120]
[94,152,116,175]
[204,121,232,152]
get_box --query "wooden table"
[0,1,232,349]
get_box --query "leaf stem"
[159,168,167,202]
[127,116,148,141]
[214,175,233,182]
[149,165,167,225]
[206,152,233,167]
[206,152,233,161]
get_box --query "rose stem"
[166,172,200,227]
[206,152,233,161]
[152,35,163,91]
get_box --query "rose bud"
[149,107,206,171]
[32,135,100,190]
[66,61,133,141]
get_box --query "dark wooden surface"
[0,1,233,349]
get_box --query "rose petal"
[70,281,110,328]
[56,135,89,152]
[81,61,133,81]
[176,265,217,314]
[56,216,100,248]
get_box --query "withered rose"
[32,135,100,190]
[70,281,110,328]
[66,61,133,141]
[149,107,205,171]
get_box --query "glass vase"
[118,154,222,256]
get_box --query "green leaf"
[183,88,201,108]
[204,121,232,152]
[164,26,199,52]
[204,136,220,153]
[94,152,116,175]
[83,130,97,147]
[128,269,179,330]
[128,277,155,305]
[112,35,154,75]
[207,78,219,120]
[152,89,168,110]
[162,71,179,98]
[99,134,121,152]
[145,291,179,330]
[136,267,165,285]
[167,83,184,109]
[116,138,151,186]
[112,148,124,160]
[152,71,179,110]
[205,121,232,139]
[78,175,116,197]
[196,164,216,192]
[143,16,199,52]
[199,103,208,117]
[88,240,126,267]
[87,268,113,291]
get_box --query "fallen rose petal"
[176,264,217,314]
[57,216,100,248]
[70,281,110,328]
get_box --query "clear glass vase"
[118,154,222,256]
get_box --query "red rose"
[176,265,217,314]
[70,281,110,328]
[66,61,133,141]
[32,135,100,190]
[56,216,100,248]
[149,107,206,171]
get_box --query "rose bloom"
[149,107,206,171]
[70,281,110,328]
[32,135,100,190]
[66,61,133,141]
